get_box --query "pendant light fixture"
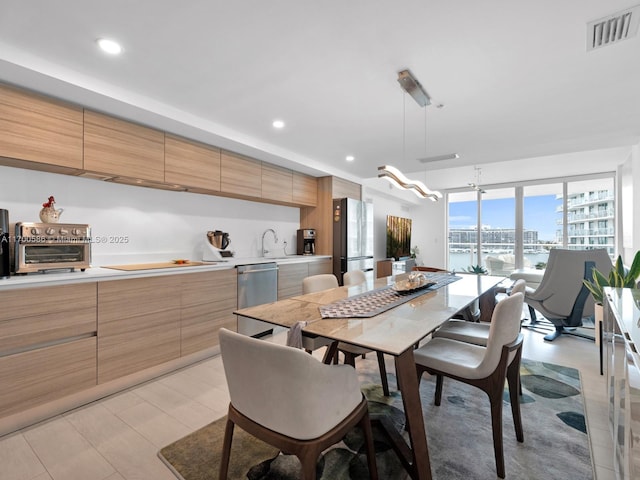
[378,69,442,201]
[468,166,486,193]
[378,165,442,200]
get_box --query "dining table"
[234,272,507,480]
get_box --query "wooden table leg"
[395,348,433,480]
[479,286,497,322]
[322,341,339,364]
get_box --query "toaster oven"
[14,222,91,273]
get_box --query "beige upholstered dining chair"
[414,292,525,479]
[432,279,526,346]
[343,269,367,286]
[339,270,391,396]
[218,328,378,480]
[300,274,340,354]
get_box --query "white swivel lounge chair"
[414,292,525,479]
[432,279,526,346]
[523,248,612,341]
[218,328,378,480]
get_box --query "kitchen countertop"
[0,255,332,291]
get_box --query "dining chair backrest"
[510,278,526,296]
[343,270,367,286]
[476,292,524,378]
[219,328,362,440]
[303,273,339,294]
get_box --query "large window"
[448,191,478,271]
[446,174,615,273]
[523,183,563,268]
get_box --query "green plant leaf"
[625,251,640,287]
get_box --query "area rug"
[158,358,593,480]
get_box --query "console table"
[603,287,640,480]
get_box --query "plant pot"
[594,303,603,346]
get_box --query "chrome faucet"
[261,228,278,256]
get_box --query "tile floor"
[0,325,615,480]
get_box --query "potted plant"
[462,264,487,320]
[583,251,640,305]
[583,251,640,342]
[465,264,488,275]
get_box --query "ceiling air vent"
[587,5,640,51]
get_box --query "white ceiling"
[1,1,639,187]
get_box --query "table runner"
[320,273,461,318]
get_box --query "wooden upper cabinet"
[293,172,318,206]
[220,150,261,198]
[0,83,83,170]
[83,110,165,182]
[332,176,361,200]
[262,163,293,204]
[165,134,221,191]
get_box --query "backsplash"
[0,166,300,266]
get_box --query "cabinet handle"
[238,267,279,274]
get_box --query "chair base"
[543,325,595,342]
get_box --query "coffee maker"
[0,209,10,279]
[297,229,316,255]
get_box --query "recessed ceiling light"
[272,120,285,129]
[97,38,123,55]
[346,155,355,162]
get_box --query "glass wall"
[448,190,479,271]
[566,178,615,255]
[481,187,515,275]
[446,174,615,272]
[523,183,563,269]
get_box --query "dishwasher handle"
[237,267,279,274]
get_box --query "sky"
[449,195,561,241]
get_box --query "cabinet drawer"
[181,300,236,355]
[0,337,96,417]
[308,259,332,276]
[180,269,237,355]
[97,276,181,383]
[180,269,236,306]
[0,283,97,352]
[278,263,309,299]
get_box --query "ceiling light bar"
[417,153,460,163]
[378,165,442,201]
[397,70,431,107]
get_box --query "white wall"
[628,142,640,262]
[0,166,300,265]
[363,185,446,269]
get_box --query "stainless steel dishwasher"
[236,262,278,337]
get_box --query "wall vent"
[587,5,640,51]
